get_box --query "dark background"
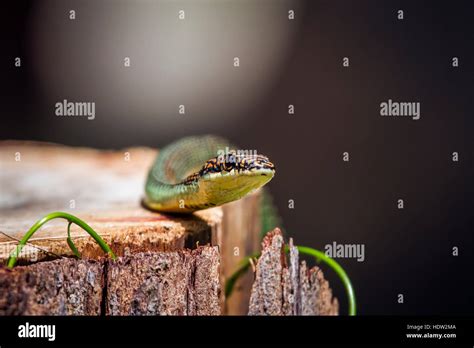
[1,0,473,315]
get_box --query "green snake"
[143,135,275,213]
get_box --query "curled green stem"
[7,212,116,269]
[292,245,356,316]
[66,221,81,259]
[225,246,356,316]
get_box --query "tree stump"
[0,142,338,316]
[0,141,259,315]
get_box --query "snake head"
[190,151,275,207]
[200,151,275,177]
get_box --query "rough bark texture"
[0,258,103,315]
[248,229,339,316]
[0,246,220,315]
[106,247,221,315]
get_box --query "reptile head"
[185,151,275,207]
[200,151,275,177]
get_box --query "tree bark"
[0,259,103,315]
[106,247,221,315]
[0,246,221,316]
[248,229,339,315]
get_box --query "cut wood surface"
[248,229,339,315]
[0,141,260,314]
[0,141,221,261]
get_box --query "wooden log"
[0,141,260,314]
[0,246,221,316]
[248,229,339,315]
[0,141,223,263]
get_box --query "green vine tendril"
[225,245,356,316]
[6,211,116,269]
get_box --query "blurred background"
[1,0,473,314]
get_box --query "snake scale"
[143,135,276,213]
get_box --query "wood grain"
[248,229,339,315]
